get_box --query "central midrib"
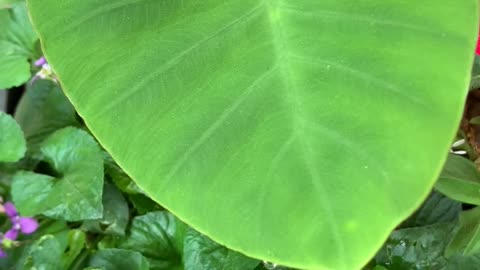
[264,1,347,267]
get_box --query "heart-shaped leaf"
[11,127,104,220]
[27,1,478,269]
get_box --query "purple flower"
[3,202,38,240]
[34,56,46,67]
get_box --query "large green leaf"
[11,127,104,220]
[27,1,478,269]
[0,1,37,89]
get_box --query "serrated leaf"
[11,127,104,220]
[0,111,25,162]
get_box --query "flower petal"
[3,202,17,218]
[18,217,38,234]
[34,57,46,67]
[4,229,18,240]
[0,248,6,258]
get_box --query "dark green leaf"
[83,182,129,236]
[104,153,143,194]
[14,79,78,151]
[436,154,480,205]
[184,228,259,270]
[128,193,162,215]
[11,127,104,220]
[402,191,461,228]
[0,1,37,89]
[63,229,87,269]
[88,249,149,270]
[120,211,185,270]
[375,223,456,270]
[0,111,25,162]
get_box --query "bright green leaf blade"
[11,127,104,220]
[184,228,260,270]
[14,79,79,151]
[0,2,37,89]
[0,111,25,162]
[83,183,129,236]
[436,155,480,205]
[88,249,150,270]
[446,207,480,257]
[27,1,478,269]
[120,211,185,269]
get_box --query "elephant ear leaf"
[27,1,478,269]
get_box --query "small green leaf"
[375,223,456,269]
[88,249,149,270]
[14,79,79,151]
[120,211,185,270]
[184,228,259,270]
[436,154,480,205]
[63,229,86,269]
[83,182,129,236]
[128,194,162,215]
[0,1,37,89]
[446,207,480,257]
[402,191,462,228]
[0,111,25,162]
[11,127,104,220]
[21,235,63,270]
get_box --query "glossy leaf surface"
[88,249,150,270]
[28,1,478,269]
[11,127,104,220]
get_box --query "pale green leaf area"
[11,127,104,220]
[28,1,478,269]
[88,249,150,270]
[14,79,79,151]
[0,111,26,162]
[0,1,37,89]
[436,154,480,205]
